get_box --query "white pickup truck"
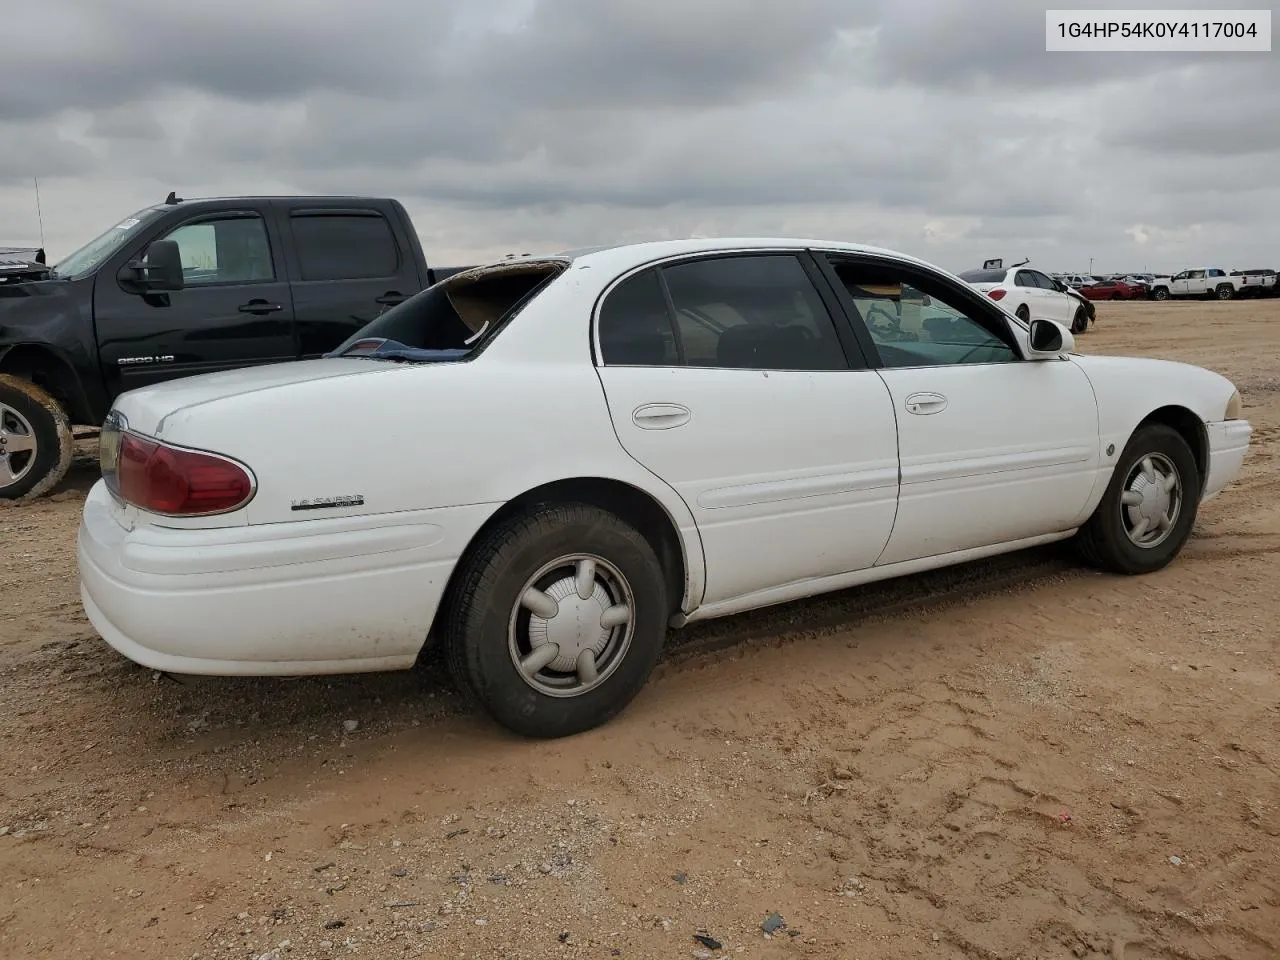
[1146,268,1242,301]
[1230,268,1277,298]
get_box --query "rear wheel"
[1075,424,1200,575]
[1015,304,1030,323]
[0,375,74,501]
[441,502,669,738]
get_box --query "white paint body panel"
[875,358,1100,565]
[597,366,899,603]
[78,237,1254,678]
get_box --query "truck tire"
[1150,286,1169,301]
[1215,284,1234,301]
[0,375,75,501]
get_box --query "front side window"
[826,258,1019,368]
[157,214,274,286]
[291,213,399,281]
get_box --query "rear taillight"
[105,430,254,516]
[987,288,1007,301]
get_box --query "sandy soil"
[1,299,1277,960]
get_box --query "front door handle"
[633,403,691,430]
[904,392,948,415]
[375,291,406,306]
[238,299,284,314]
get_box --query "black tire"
[1075,424,1200,575]
[1215,284,1234,301]
[1151,286,1169,301]
[441,502,669,738]
[1015,304,1030,323]
[0,375,74,501]
[1071,307,1088,334]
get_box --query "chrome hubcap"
[0,403,38,489]
[1120,453,1181,549]
[508,554,634,698]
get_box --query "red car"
[1079,278,1146,300]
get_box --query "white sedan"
[960,265,1091,332]
[78,238,1253,738]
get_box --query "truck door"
[94,205,297,395]
[278,205,426,359]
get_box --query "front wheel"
[1071,307,1089,334]
[1215,284,1234,301]
[441,503,669,738]
[1075,424,1200,575]
[0,375,74,501]
[1151,287,1170,301]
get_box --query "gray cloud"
[2,0,1278,274]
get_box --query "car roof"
[486,237,943,277]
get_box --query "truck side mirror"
[119,239,185,292]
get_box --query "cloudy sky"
[1,0,1277,273]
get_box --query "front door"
[818,252,1101,565]
[593,252,901,606]
[95,207,296,395]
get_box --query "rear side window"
[596,254,847,371]
[597,269,679,365]
[661,255,847,371]
[291,213,399,281]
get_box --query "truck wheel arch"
[0,344,94,425]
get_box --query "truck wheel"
[0,375,75,501]
[1215,284,1234,301]
[1071,307,1089,334]
[1151,286,1169,301]
[441,502,669,738]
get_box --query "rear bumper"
[77,480,491,675]
[1202,419,1252,501]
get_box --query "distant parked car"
[958,265,1091,332]
[1229,268,1277,298]
[78,238,1252,738]
[1079,278,1147,301]
[1147,269,1242,301]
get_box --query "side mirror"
[119,239,185,291]
[1026,318,1074,358]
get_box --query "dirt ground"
[1,299,1277,960]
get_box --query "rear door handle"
[904,392,947,415]
[633,403,691,430]
[375,291,406,306]
[238,299,283,314]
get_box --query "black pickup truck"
[0,194,469,499]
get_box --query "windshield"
[50,206,166,279]
[329,259,567,363]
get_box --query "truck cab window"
[156,215,275,286]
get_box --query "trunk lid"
[112,359,397,437]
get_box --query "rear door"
[94,205,296,395]
[278,203,424,359]
[593,251,901,606]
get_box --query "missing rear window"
[330,259,567,363]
